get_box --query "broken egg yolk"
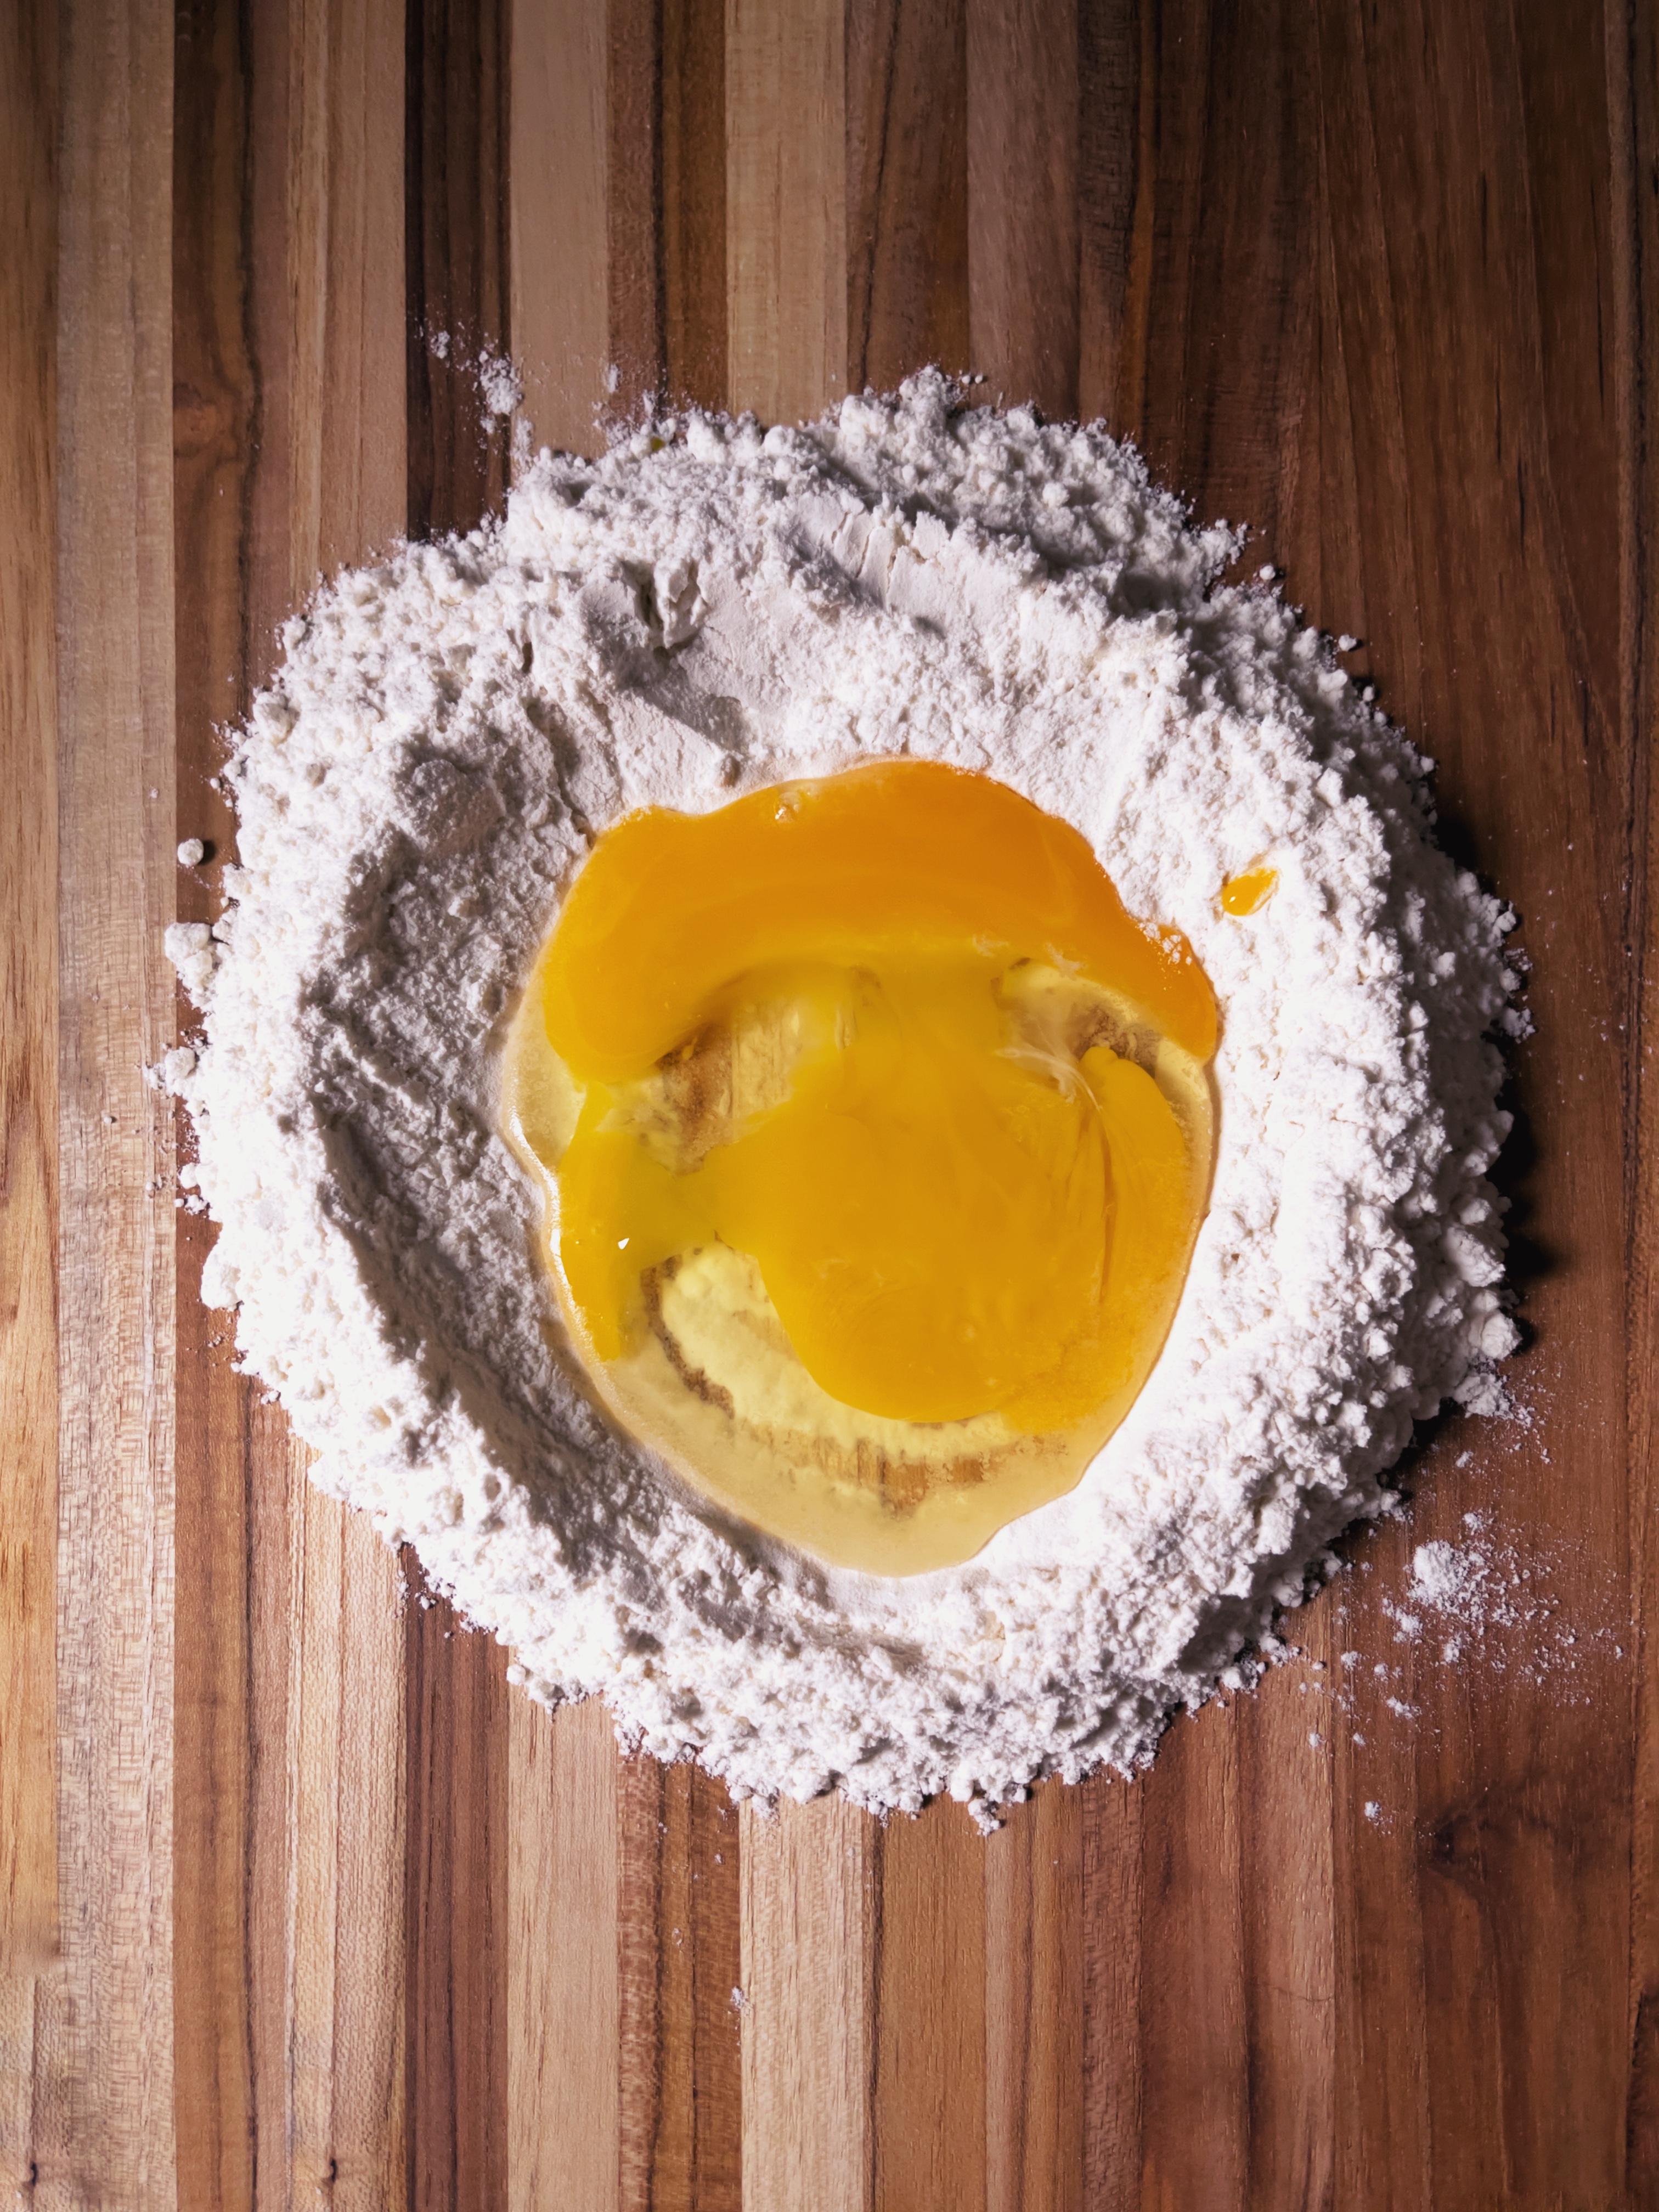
[505,759,1217,1575]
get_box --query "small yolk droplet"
[1221,864,1278,916]
[504,760,1217,1574]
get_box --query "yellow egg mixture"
[505,760,1220,1572]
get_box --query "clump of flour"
[166,374,1522,1822]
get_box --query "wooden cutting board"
[4,0,1656,2203]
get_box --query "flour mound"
[168,374,1521,1821]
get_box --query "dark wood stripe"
[402,4,513,2204]
[845,0,969,393]
[404,1555,510,2212]
[405,0,512,543]
[964,0,1079,419]
[1075,0,1149,436]
[609,0,729,418]
[660,0,727,408]
[1610,0,1659,2194]
[171,2,263,2199]
[1079,1773,1141,2211]
[608,0,668,417]
[618,1753,743,2212]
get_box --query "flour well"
[166,375,1522,1820]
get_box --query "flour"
[166,374,1522,1821]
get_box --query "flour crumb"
[177,837,205,866]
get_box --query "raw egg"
[505,760,1216,1573]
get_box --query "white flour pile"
[166,374,1522,1821]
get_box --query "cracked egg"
[504,758,1216,1573]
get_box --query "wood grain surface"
[4,0,1656,2204]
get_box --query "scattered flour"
[422,326,523,422]
[165,375,1523,1821]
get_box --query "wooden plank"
[1313,9,1629,2199]
[1079,1775,1142,2211]
[170,2,262,2198]
[608,0,668,417]
[285,0,413,2158]
[510,0,609,458]
[288,0,410,584]
[508,1698,620,2212]
[504,21,631,2204]
[1063,3,1641,2201]
[726,0,848,423]
[401,10,513,2204]
[0,0,60,1980]
[984,1783,1084,2212]
[845,0,969,393]
[1610,0,1659,2193]
[740,1796,874,2212]
[406,0,512,540]
[0,1977,40,2198]
[618,1754,743,2212]
[1134,1714,1249,2206]
[661,0,729,408]
[404,1560,509,2212]
[1237,1637,1335,2209]
[286,1488,408,2208]
[872,1803,988,2212]
[719,30,887,2199]
[1077,0,1317,524]
[48,0,179,2197]
[964,0,1079,420]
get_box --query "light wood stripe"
[725,0,848,424]
[504,18,625,2210]
[1239,1626,1335,2207]
[49,0,179,2194]
[289,0,410,2187]
[511,0,610,459]
[741,1797,874,2212]
[0,0,60,1983]
[287,0,409,583]
[721,18,874,2203]
[0,1977,39,2197]
[286,1494,408,2205]
[874,1804,988,2211]
[509,1698,620,2211]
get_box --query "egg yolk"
[1220,864,1278,916]
[505,760,1217,1574]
